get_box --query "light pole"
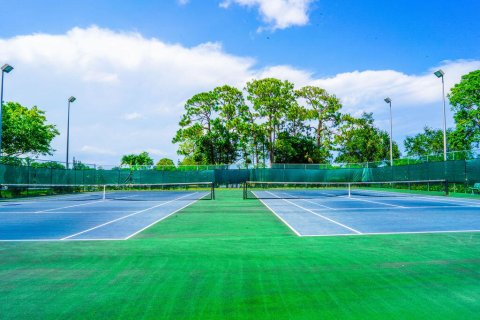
[434,69,447,161]
[384,97,393,166]
[0,64,14,156]
[66,96,76,169]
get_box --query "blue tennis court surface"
[0,191,208,241]
[255,191,480,236]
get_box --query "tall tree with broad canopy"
[155,158,176,170]
[121,151,154,167]
[172,91,217,164]
[173,87,245,164]
[448,69,480,148]
[404,126,471,158]
[335,113,400,163]
[274,132,323,163]
[213,85,248,164]
[245,78,296,164]
[404,127,449,157]
[295,86,342,161]
[1,102,59,157]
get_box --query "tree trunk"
[269,115,274,164]
[317,119,323,148]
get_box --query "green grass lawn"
[1,189,480,319]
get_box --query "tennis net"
[243,180,449,199]
[0,182,215,201]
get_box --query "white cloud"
[0,26,478,164]
[177,0,189,5]
[220,0,315,31]
[80,145,116,156]
[123,112,143,120]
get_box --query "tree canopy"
[156,158,176,170]
[1,102,59,157]
[335,113,400,163]
[173,71,479,166]
[173,80,400,165]
[448,69,480,148]
[121,151,154,167]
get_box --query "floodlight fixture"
[1,64,13,73]
[434,69,445,78]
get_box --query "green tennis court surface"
[1,189,480,319]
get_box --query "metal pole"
[441,75,447,161]
[66,100,71,169]
[0,71,4,155]
[389,100,393,166]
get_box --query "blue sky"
[0,0,479,165]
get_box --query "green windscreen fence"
[0,164,215,185]
[1,159,479,188]
[249,159,479,187]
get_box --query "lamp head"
[384,97,392,104]
[434,69,445,78]
[1,64,13,73]
[68,96,76,103]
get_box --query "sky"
[0,0,479,165]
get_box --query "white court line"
[402,195,480,206]
[265,191,361,235]
[33,194,144,213]
[345,196,406,208]
[0,211,140,214]
[0,238,127,242]
[277,192,337,210]
[0,192,108,205]
[302,229,480,237]
[61,192,197,240]
[123,193,209,239]
[346,190,480,207]
[298,198,336,209]
[254,193,301,236]
[310,205,480,211]
[34,200,106,213]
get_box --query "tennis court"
[246,181,480,237]
[0,183,213,241]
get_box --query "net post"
[444,180,449,196]
[102,185,106,200]
[348,183,351,198]
[212,182,215,200]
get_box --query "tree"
[173,91,217,163]
[245,78,296,163]
[283,103,310,136]
[156,158,176,171]
[448,69,480,148]
[404,126,471,158]
[178,157,197,166]
[121,151,154,168]
[1,102,59,156]
[274,132,323,163]
[173,88,242,164]
[30,161,66,169]
[72,160,91,170]
[214,85,249,165]
[295,86,342,162]
[335,113,400,163]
